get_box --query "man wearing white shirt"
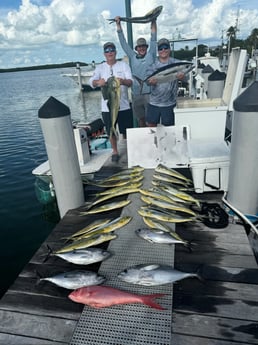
[89,42,133,162]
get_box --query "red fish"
[68,285,166,310]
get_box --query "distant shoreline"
[0,62,88,73]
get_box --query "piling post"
[227,81,258,217]
[38,96,85,218]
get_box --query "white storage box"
[187,140,230,193]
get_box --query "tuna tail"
[42,244,53,263]
[184,240,197,253]
[142,293,167,310]
[195,265,205,283]
[35,270,44,286]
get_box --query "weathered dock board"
[172,215,258,344]
[0,163,126,345]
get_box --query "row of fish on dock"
[39,164,204,310]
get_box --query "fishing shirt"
[117,29,157,96]
[89,61,132,112]
[147,57,180,108]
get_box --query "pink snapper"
[68,285,166,309]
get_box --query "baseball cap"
[103,42,116,50]
[135,37,148,50]
[157,38,170,48]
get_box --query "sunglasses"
[158,44,170,51]
[104,47,116,53]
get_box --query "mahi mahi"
[140,195,197,217]
[101,76,120,138]
[138,206,196,223]
[65,218,112,240]
[85,188,139,209]
[155,164,192,184]
[54,233,117,254]
[68,216,132,241]
[79,200,131,215]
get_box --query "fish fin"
[142,264,160,271]
[101,85,109,100]
[142,293,167,310]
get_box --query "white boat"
[32,119,112,204]
[62,62,99,91]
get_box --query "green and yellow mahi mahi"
[101,76,120,138]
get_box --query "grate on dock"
[70,170,174,345]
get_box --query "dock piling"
[38,96,85,218]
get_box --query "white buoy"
[38,96,85,218]
[227,81,258,217]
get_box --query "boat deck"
[0,142,258,344]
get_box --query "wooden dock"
[0,142,258,344]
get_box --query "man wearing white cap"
[115,16,157,127]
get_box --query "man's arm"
[115,16,134,58]
[149,19,157,60]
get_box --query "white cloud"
[0,0,257,68]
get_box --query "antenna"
[234,6,240,38]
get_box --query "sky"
[0,0,257,68]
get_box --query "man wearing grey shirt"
[146,38,185,127]
[115,17,157,127]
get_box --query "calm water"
[0,68,102,297]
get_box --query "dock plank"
[0,310,76,344]
[0,291,82,319]
[172,312,258,344]
[0,333,68,345]
[171,206,258,344]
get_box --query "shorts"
[102,108,133,136]
[132,94,150,120]
[146,103,175,126]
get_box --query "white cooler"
[187,140,230,193]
